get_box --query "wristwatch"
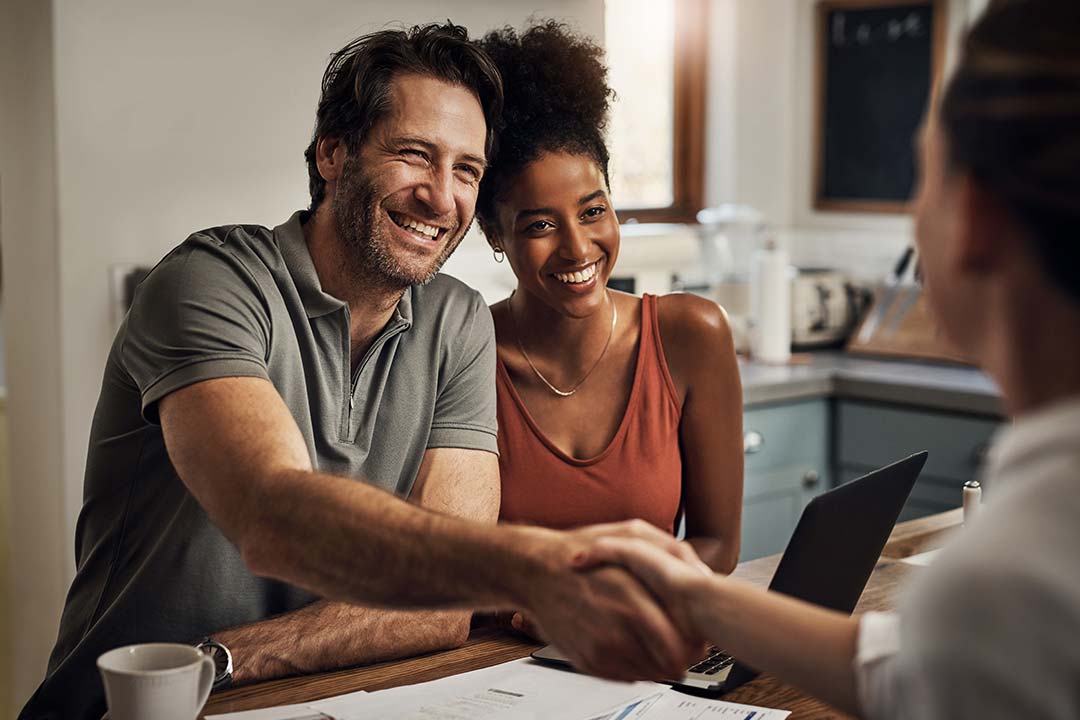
[196,637,234,691]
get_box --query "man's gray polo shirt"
[21,211,498,720]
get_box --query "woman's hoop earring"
[493,246,505,263]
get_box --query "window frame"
[612,0,708,224]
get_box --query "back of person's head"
[304,22,503,211]
[941,0,1080,305]
[475,21,614,232]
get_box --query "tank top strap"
[640,293,682,412]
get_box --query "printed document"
[592,690,790,719]
[205,702,336,719]
[307,658,655,719]
[208,658,791,720]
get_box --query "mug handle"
[195,655,216,713]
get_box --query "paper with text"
[205,702,336,720]
[597,691,791,720]
[307,658,657,720]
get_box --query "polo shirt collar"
[275,210,343,318]
[274,210,414,328]
[393,282,414,328]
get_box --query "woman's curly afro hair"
[475,21,615,234]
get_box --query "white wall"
[1,0,65,713]
[6,0,602,711]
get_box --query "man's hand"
[503,520,708,647]
[572,529,716,645]
[509,520,709,682]
[526,563,700,682]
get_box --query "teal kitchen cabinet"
[739,399,830,561]
[836,400,1001,522]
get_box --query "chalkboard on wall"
[814,0,946,213]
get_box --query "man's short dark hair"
[304,22,503,211]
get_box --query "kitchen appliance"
[790,268,867,349]
[607,222,701,297]
[695,204,765,286]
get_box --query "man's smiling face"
[331,72,488,287]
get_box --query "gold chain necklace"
[507,290,618,398]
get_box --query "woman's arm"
[578,536,862,715]
[658,294,744,572]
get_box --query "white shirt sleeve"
[854,612,902,717]
[853,555,1080,720]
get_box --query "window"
[605,0,708,223]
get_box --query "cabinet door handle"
[744,430,764,455]
[802,470,821,490]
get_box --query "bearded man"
[21,23,701,720]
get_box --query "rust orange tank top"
[496,294,683,532]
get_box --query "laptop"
[531,451,928,694]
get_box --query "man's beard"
[331,158,468,289]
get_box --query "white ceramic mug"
[97,643,215,720]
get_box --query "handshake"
[506,520,722,682]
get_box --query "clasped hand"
[517,520,715,682]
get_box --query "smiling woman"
[473,23,745,635]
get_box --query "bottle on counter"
[963,480,982,525]
[750,234,792,364]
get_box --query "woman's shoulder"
[654,292,733,346]
[653,293,737,389]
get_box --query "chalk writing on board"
[831,12,925,46]
[815,1,944,211]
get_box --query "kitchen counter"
[740,351,1003,417]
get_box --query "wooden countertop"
[199,511,962,719]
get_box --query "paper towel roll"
[750,241,791,364]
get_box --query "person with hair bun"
[474,21,744,637]
[575,1,1080,717]
[479,23,743,569]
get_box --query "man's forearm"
[162,378,701,683]
[214,600,471,685]
[238,468,554,613]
